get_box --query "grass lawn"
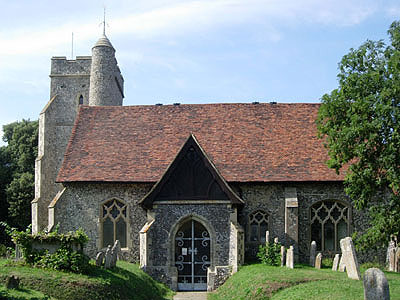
[208,264,400,300]
[0,259,174,300]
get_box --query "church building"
[32,33,369,291]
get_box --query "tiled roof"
[57,103,343,183]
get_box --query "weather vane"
[101,6,108,36]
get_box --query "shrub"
[322,257,333,268]
[257,242,281,266]
[1,222,90,273]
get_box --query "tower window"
[101,199,127,248]
[248,210,269,243]
[310,200,350,252]
[78,95,83,105]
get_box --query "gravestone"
[111,240,121,267]
[339,254,346,272]
[280,245,286,267]
[265,231,270,244]
[315,253,322,269]
[104,245,113,269]
[309,241,317,267]
[340,237,361,280]
[96,251,105,267]
[395,248,400,273]
[274,237,279,244]
[386,237,396,268]
[388,248,396,272]
[5,275,19,289]
[332,254,340,271]
[286,246,294,269]
[363,268,390,300]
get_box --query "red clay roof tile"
[57,103,343,183]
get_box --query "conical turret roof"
[93,34,114,48]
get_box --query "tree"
[0,119,38,234]
[317,21,400,249]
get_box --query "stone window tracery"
[248,210,269,243]
[101,199,127,248]
[310,200,350,252]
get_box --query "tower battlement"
[50,56,92,76]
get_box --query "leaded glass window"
[102,199,127,248]
[310,200,350,252]
[248,210,269,243]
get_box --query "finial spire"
[102,6,106,36]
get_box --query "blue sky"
[0,0,399,142]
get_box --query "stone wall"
[234,182,376,263]
[50,182,150,260]
[32,56,91,233]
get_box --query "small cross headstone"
[340,237,361,280]
[286,246,294,269]
[363,268,390,300]
[96,251,105,267]
[309,241,317,267]
[332,254,340,271]
[104,245,112,269]
[280,245,286,267]
[315,253,322,269]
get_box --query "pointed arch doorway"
[175,219,211,291]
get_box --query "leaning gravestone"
[309,241,317,267]
[332,254,340,271]
[104,245,113,269]
[363,268,390,300]
[286,246,294,269]
[280,245,286,267]
[340,237,361,280]
[96,251,105,267]
[339,254,346,272]
[315,253,322,269]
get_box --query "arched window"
[78,95,83,105]
[310,200,350,252]
[248,210,269,243]
[101,199,127,248]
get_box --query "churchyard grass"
[0,285,52,300]
[0,259,174,300]
[208,264,400,300]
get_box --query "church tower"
[88,34,124,106]
[33,33,124,233]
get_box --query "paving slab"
[173,292,208,300]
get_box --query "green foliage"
[317,21,400,249]
[35,248,90,273]
[322,257,333,268]
[257,242,281,266]
[0,119,38,237]
[3,224,90,273]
